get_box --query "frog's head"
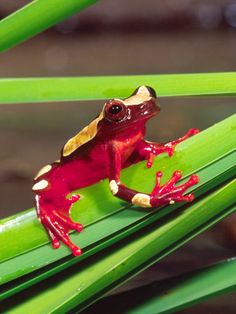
[62,86,160,156]
[102,86,160,131]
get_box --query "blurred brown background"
[0,1,236,312]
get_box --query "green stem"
[0,73,236,104]
[0,0,98,52]
[0,114,235,266]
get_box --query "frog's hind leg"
[34,182,83,256]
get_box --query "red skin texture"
[33,86,199,256]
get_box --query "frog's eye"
[109,104,123,115]
[105,101,126,122]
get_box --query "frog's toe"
[52,210,83,233]
[45,213,83,256]
[37,199,83,256]
[150,171,199,207]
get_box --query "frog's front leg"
[108,143,199,209]
[137,128,199,168]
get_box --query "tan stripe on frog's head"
[122,85,158,106]
[62,110,105,157]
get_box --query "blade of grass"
[1,114,235,263]
[86,258,236,314]
[0,115,235,303]
[0,73,236,104]
[1,147,235,294]
[1,148,235,302]
[1,129,236,298]
[2,180,236,313]
[0,0,98,52]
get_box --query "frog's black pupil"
[109,105,122,115]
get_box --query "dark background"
[0,1,236,312]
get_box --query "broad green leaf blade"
[0,0,98,52]
[87,258,236,314]
[0,73,236,104]
[1,148,235,300]
[2,180,236,313]
[0,114,235,293]
[1,114,235,262]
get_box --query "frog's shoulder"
[62,111,104,157]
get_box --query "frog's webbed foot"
[36,193,83,256]
[150,171,199,207]
[140,128,200,168]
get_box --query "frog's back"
[32,140,108,199]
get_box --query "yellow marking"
[32,179,49,191]
[109,180,119,195]
[137,86,151,95]
[54,159,60,163]
[131,193,151,208]
[63,111,104,157]
[169,200,175,205]
[122,85,152,106]
[122,95,151,106]
[34,164,52,180]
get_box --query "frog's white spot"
[32,179,49,191]
[132,193,151,208]
[169,200,175,205]
[34,165,52,180]
[109,180,119,195]
[54,159,60,163]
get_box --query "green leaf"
[1,114,235,262]
[0,0,98,52]
[0,72,236,104]
[0,114,235,299]
[2,180,236,313]
[86,258,236,314]
[1,147,235,300]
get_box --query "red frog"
[33,86,199,256]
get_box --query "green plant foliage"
[1,114,235,263]
[1,0,235,311]
[86,258,236,314]
[0,72,236,103]
[2,180,235,313]
[0,0,98,52]
[1,114,235,304]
